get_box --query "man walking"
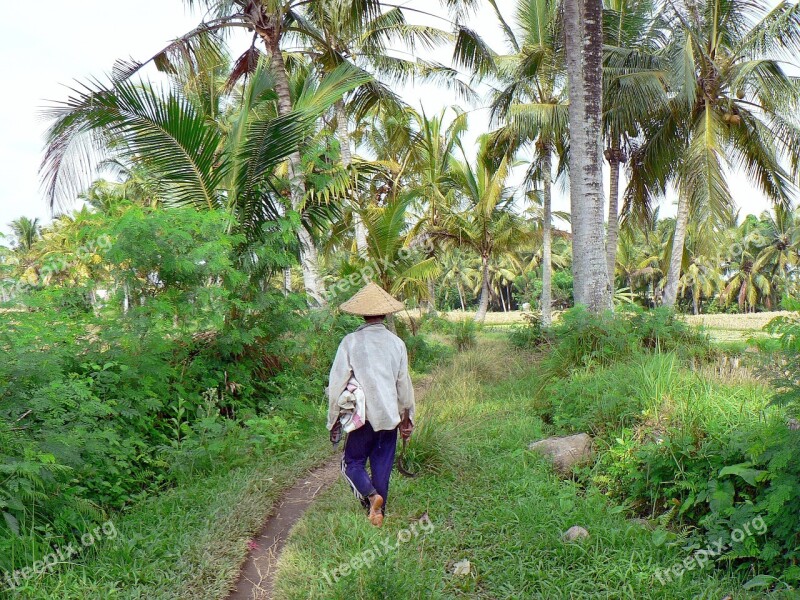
[327,282,415,527]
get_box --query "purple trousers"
[341,421,397,512]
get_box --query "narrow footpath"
[226,455,341,600]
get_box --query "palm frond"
[41,78,226,211]
[453,26,497,77]
[736,0,800,61]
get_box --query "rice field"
[402,308,531,326]
[404,309,793,341]
[684,311,790,343]
[683,311,791,330]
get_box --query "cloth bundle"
[337,375,366,432]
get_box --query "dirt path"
[226,454,341,600]
[225,377,430,600]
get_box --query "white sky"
[0,0,784,239]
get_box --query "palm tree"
[754,205,800,301]
[601,0,668,282]
[724,245,772,312]
[33,210,111,302]
[680,257,721,314]
[489,254,521,312]
[295,2,453,255]
[86,161,166,211]
[41,51,367,300]
[435,137,532,322]
[629,0,800,309]
[9,217,41,254]
[190,1,396,303]
[439,248,475,311]
[176,0,477,301]
[41,0,391,305]
[361,194,439,304]
[405,107,468,312]
[563,0,613,312]
[488,0,569,327]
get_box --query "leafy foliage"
[761,299,800,415]
[509,311,546,348]
[539,305,710,382]
[0,206,353,572]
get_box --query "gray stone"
[528,433,593,473]
[452,559,471,576]
[562,525,589,541]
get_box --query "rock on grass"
[528,433,593,474]
[562,526,589,542]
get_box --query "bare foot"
[368,494,384,527]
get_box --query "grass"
[15,324,784,599]
[11,417,333,600]
[273,340,752,599]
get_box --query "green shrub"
[540,305,710,383]
[541,339,799,585]
[513,268,574,309]
[244,413,302,452]
[604,419,800,584]
[762,299,800,415]
[452,319,477,351]
[418,312,452,335]
[402,333,453,373]
[0,208,361,573]
[509,312,546,348]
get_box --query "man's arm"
[327,338,351,431]
[397,344,415,438]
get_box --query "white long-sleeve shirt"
[327,323,415,432]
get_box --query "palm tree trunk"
[283,268,292,296]
[457,281,466,311]
[541,149,553,327]
[693,291,699,315]
[475,254,490,322]
[500,285,507,312]
[267,35,326,307]
[386,313,396,334]
[334,101,368,255]
[564,0,612,313]
[605,141,622,287]
[427,279,437,314]
[662,192,689,308]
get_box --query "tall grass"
[535,311,796,588]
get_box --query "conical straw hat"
[340,282,404,316]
